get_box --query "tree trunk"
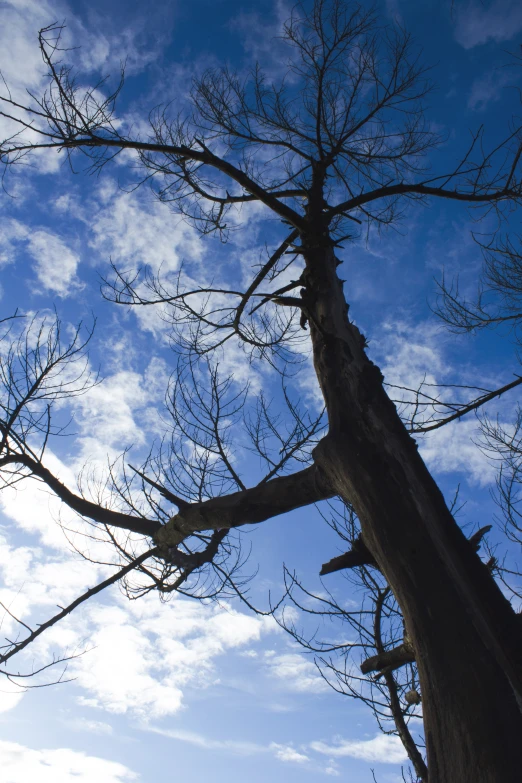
[304,242,522,783]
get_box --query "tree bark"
[360,640,416,675]
[155,464,333,548]
[320,534,377,573]
[304,241,522,783]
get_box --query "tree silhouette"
[1,3,522,781]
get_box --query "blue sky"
[0,0,521,781]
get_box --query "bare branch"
[0,453,161,537]
[0,547,158,667]
[154,463,333,549]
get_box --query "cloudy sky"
[0,0,521,781]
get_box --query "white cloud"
[372,319,499,485]
[72,607,185,718]
[212,339,267,394]
[74,369,151,457]
[0,519,268,720]
[65,594,276,719]
[0,527,276,719]
[0,0,166,179]
[264,652,328,693]
[325,766,341,777]
[377,319,448,391]
[0,352,167,489]
[310,734,408,764]
[55,181,209,341]
[0,680,25,714]
[0,220,82,295]
[418,418,495,486]
[0,538,106,611]
[0,740,138,783]
[87,181,203,276]
[0,2,74,175]
[270,742,309,763]
[229,1,297,82]
[27,230,82,296]
[0,1,56,93]
[375,319,451,426]
[0,219,29,268]
[0,0,162,82]
[453,0,522,48]
[0,450,85,550]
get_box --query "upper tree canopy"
[2,1,521,364]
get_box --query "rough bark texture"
[304,240,522,783]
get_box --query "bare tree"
[1,3,522,781]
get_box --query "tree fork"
[305,239,522,783]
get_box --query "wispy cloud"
[264,651,329,693]
[149,726,313,768]
[310,733,408,764]
[0,219,28,268]
[371,318,497,485]
[467,68,514,112]
[0,0,167,177]
[384,0,403,23]
[0,220,83,296]
[270,742,310,763]
[1,0,166,81]
[453,0,522,48]
[68,718,114,735]
[151,725,408,769]
[27,230,83,296]
[0,449,88,549]
[0,537,277,720]
[86,180,204,276]
[418,419,495,486]
[148,726,266,756]
[229,0,294,80]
